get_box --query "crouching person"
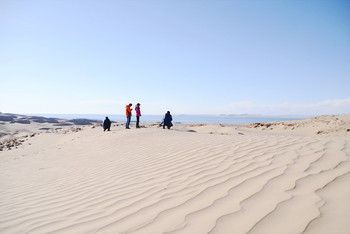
[163,111,173,129]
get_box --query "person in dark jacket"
[103,117,111,131]
[163,111,173,129]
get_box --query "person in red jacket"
[125,103,132,129]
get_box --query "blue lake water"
[39,114,306,124]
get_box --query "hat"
[129,103,132,106]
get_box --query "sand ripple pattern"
[1,128,349,234]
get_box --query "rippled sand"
[1,116,350,233]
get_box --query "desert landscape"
[2,0,349,233]
[1,113,350,233]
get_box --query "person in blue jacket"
[163,111,173,129]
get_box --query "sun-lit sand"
[1,114,350,233]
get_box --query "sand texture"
[1,114,350,233]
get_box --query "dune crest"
[247,114,350,137]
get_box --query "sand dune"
[0,112,101,141]
[247,114,350,137]
[0,114,350,233]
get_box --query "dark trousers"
[104,127,110,131]
[163,123,171,129]
[136,116,140,128]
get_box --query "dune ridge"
[1,115,350,233]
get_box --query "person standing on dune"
[103,116,111,131]
[125,103,132,129]
[135,103,141,128]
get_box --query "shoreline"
[1,112,307,125]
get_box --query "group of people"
[102,103,173,131]
[125,103,141,129]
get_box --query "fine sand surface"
[1,114,350,233]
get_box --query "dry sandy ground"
[0,114,350,233]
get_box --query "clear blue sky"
[1,0,349,115]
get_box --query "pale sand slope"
[0,112,101,141]
[247,114,350,137]
[0,118,350,233]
